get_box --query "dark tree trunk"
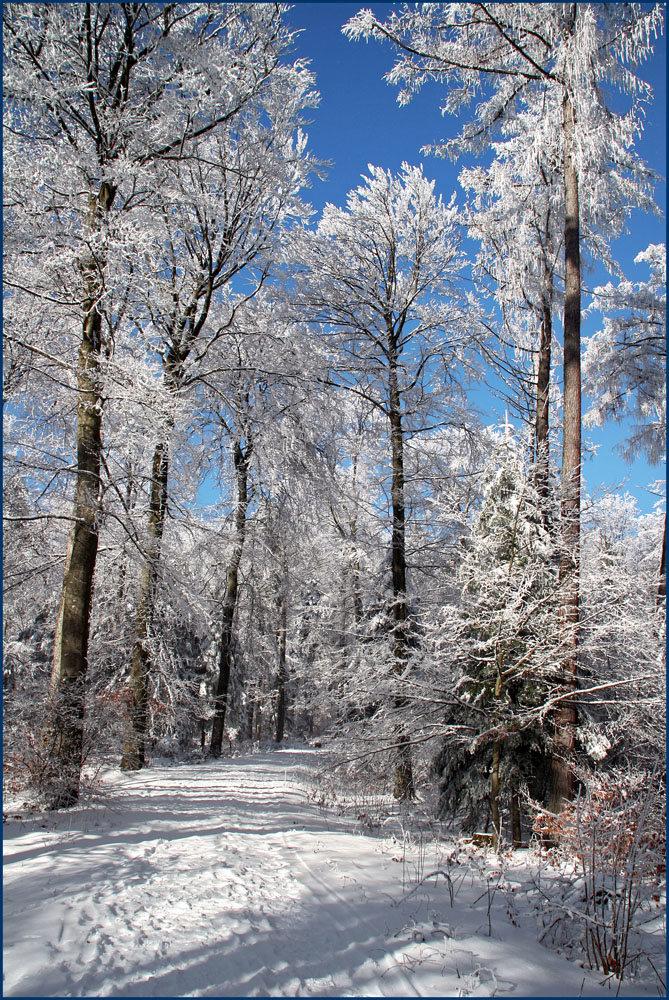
[122,314,206,767]
[535,273,553,511]
[121,438,169,770]
[275,583,287,743]
[549,77,581,815]
[511,786,522,848]
[388,349,414,801]
[490,739,502,849]
[210,579,235,756]
[246,698,255,741]
[330,499,362,683]
[210,440,251,756]
[351,552,363,627]
[44,181,116,808]
[115,476,135,609]
[349,454,364,628]
[657,514,666,607]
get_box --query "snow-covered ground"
[3,746,664,997]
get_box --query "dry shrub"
[533,767,665,981]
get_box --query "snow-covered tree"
[584,243,666,604]
[344,0,663,811]
[584,243,666,463]
[199,311,304,756]
[457,106,564,512]
[4,4,319,796]
[118,38,315,771]
[578,492,665,773]
[289,163,470,797]
[430,428,560,844]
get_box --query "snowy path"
[3,748,660,997]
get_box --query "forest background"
[3,0,666,893]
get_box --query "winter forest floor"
[3,745,665,998]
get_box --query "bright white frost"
[289,162,471,425]
[345,4,661,290]
[3,748,664,997]
[583,243,666,465]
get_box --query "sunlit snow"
[3,747,664,997]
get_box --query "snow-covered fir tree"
[431,427,560,844]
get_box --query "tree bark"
[246,698,255,741]
[275,578,288,743]
[511,786,522,848]
[210,439,251,756]
[120,438,169,770]
[349,452,364,628]
[657,513,666,607]
[535,272,553,510]
[388,347,414,801]
[549,76,581,814]
[44,181,115,807]
[490,739,502,849]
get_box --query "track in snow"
[3,747,659,997]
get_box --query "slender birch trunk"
[44,180,115,807]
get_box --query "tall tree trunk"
[388,352,414,801]
[121,438,169,769]
[44,181,116,808]
[489,668,504,848]
[275,574,288,743]
[246,697,256,741]
[549,78,581,814]
[254,693,264,742]
[657,514,666,607]
[349,452,363,628]
[490,739,502,849]
[351,549,363,627]
[511,786,522,848]
[535,273,553,511]
[115,477,135,609]
[210,440,251,756]
[209,564,236,756]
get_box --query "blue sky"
[284,2,667,516]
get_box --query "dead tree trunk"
[549,77,581,814]
[210,439,251,757]
[44,180,116,807]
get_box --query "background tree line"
[3,3,665,852]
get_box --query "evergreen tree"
[433,428,559,844]
[344,0,663,812]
